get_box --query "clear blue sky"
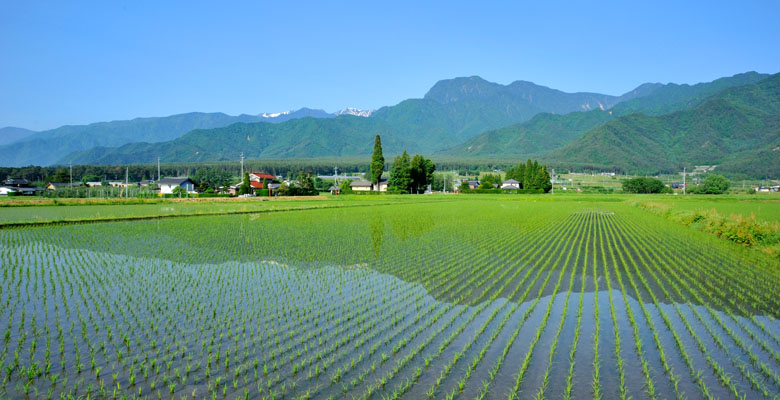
[2,0,779,130]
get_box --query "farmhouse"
[501,179,520,190]
[249,172,277,185]
[158,177,196,194]
[45,182,73,190]
[462,180,480,189]
[350,178,388,192]
[3,178,30,187]
[1,178,41,195]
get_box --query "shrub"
[621,177,665,193]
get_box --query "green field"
[1,196,779,399]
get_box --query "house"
[501,179,520,190]
[328,186,340,194]
[350,180,373,191]
[157,177,196,194]
[2,178,40,195]
[2,178,30,187]
[45,182,73,190]
[249,172,277,185]
[462,180,480,189]
[317,175,362,181]
[85,181,103,187]
[12,186,40,196]
[350,178,388,192]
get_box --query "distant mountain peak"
[335,108,375,117]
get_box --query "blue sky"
[1,0,779,130]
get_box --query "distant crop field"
[1,198,778,399]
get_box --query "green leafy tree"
[522,159,535,189]
[296,171,317,195]
[388,151,411,192]
[424,159,436,187]
[622,177,665,193]
[409,155,427,193]
[171,186,186,197]
[700,174,730,194]
[370,135,385,188]
[339,179,353,194]
[460,180,471,192]
[238,171,251,195]
[51,167,70,183]
[479,173,502,189]
[534,165,553,193]
[505,163,525,187]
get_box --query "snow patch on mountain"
[335,108,375,117]
[261,111,292,118]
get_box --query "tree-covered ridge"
[439,71,770,158]
[55,74,681,166]
[547,72,780,177]
[0,112,272,167]
[438,110,614,157]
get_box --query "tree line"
[370,135,436,193]
[504,159,552,192]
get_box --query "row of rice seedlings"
[474,212,587,400]
[409,215,571,399]
[424,211,579,399]
[528,212,591,400]
[624,216,780,362]
[615,216,780,395]
[602,214,739,399]
[600,215,688,399]
[506,213,591,399]
[369,224,560,400]
[426,215,554,305]
[596,214,714,400]
[302,217,540,399]
[562,209,592,400]
[599,217,660,400]
[0,236,420,398]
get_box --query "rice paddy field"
[1,195,779,399]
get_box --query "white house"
[501,179,520,189]
[158,177,196,194]
[351,178,388,192]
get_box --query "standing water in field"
[1,202,779,399]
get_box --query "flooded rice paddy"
[1,201,779,399]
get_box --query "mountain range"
[3,71,778,178]
[0,127,37,146]
[58,76,678,166]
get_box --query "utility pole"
[69,162,73,187]
[157,157,161,181]
[551,168,555,195]
[334,166,339,195]
[125,167,129,198]
[683,167,686,195]
[240,152,244,179]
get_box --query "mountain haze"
[0,127,37,146]
[0,109,336,167]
